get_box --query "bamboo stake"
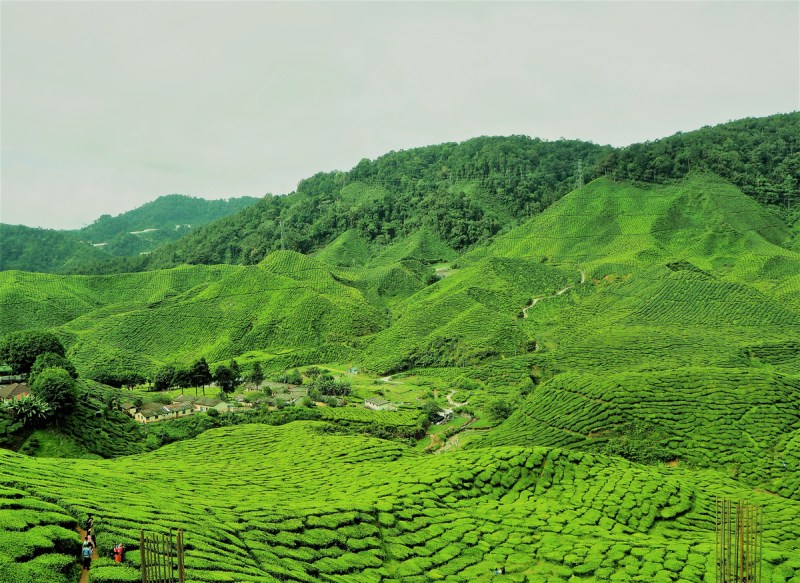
[162,533,168,583]
[141,530,148,583]
[758,506,762,583]
[715,497,719,583]
[178,530,186,583]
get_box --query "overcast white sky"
[1,1,798,230]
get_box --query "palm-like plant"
[2,395,52,427]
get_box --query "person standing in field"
[81,543,92,570]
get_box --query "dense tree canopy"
[214,365,237,393]
[30,367,78,416]
[28,352,77,385]
[153,364,177,392]
[0,330,66,375]
[190,358,213,390]
[590,113,800,208]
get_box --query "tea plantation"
[1,423,799,582]
[2,173,800,581]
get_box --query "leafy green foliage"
[28,352,77,385]
[190,357,213,389]
[213,364,237,393]
[153,364,177,392]
[308,373,351,396]
[0,330,65,375]
[247,361,264,387]
[30,368,77,416]
[1,395,51,428]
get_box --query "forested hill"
[72,136,610,273]
[0,224,113,273]
[591,112,800,206]
[69,112,799,275]
[7,112,799,275]
[0,194,259,273]
[73,194,260,245]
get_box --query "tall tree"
[174,368,194,396]
[248,362,264,388]
[214,365,236,394]
[28,352,78,385]
[153,364,177,392]
[230,360,242,387]
[191,358,212,396]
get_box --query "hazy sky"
[2,1,798,230]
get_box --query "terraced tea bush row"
[478,367,800,499]
[318,407,421,427]
[0,423,798,582]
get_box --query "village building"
[171,395,239,412]
[0,382,30,402]
[133,402,194,424]
[364,397,398,412]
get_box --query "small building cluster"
[364,397,398,412]
[124,395,251,424]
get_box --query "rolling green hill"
[0,195,259,274]
[1,423,798,583]
[0,253,386,377]
[74,194,260,247]
[0,224,113,273]
[48,113,797,277]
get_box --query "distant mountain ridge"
[0,194,259,273]
[63,112,799,276]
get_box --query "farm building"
[364,397,398,412]
[0,382,30,402]
[172,395,235,412]
[133,402,194,424]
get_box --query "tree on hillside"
[31,367,78,418]
[214,365,236,393]
[487,398,514,423]
[174,367,194,396]
[87,368,144,389]
[190,358,212,396]
[0,330,65,375]
[421,399,443,424]
[28,352,78,385]
[308,374,351,397]
[248,362,264,388]
[153,364,177,392]
[230,360,242,388]
[123,372,146,390]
